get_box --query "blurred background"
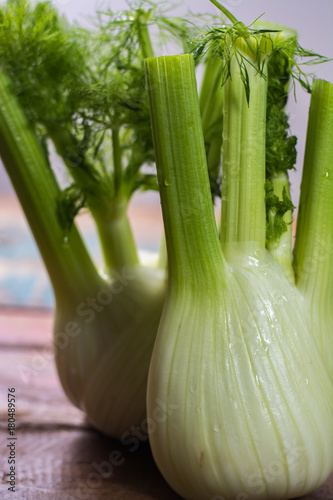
[0,0,332,309]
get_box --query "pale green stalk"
[136,9,155,59]
[145,54,225,290]
[267,172,294,283]
[49,125,140,271]
[136,12,169,270]
[92,201,140,272]
[293,78,333,374]
[221,53,266,249]
[199,54,224,191]
[157,232,167,269]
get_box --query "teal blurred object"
[0,194,162,309]
[0,218,101,309]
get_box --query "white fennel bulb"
[148,244,333,500]
[145,49,333,500]
[54,265,165,437]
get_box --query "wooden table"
[0,308,332,499]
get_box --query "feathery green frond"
[192,0,331,103]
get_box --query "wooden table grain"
[0,308,332,500]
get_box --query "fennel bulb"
[0,68,166,438]
[145,47,333,500]
[0,0,175,438]
[54,265,165,437]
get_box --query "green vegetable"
[0,0,182,437]
[293,78,333,378]
[0,0,221,438]
[0,68,165,437]
[0,0,194,271]
[199,52,224,201]
[265,46,297,281]
[265,174,295,282]
[144,4,333,497]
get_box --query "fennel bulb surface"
[145,52,333,500]
[54,265,165,438]
[148,245,333,500]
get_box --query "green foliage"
[0,0,84,127]
[266,51,297,179]
[199,54,224,203]
[266,104,297,178]
[57,185,86,235]
[266,50,290,107]
[0,0,193,228]
[265,182,295,243]
[265,51,297,245]
[193,0,330,104]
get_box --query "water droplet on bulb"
[213,423,221,432]
[62,235,69,247]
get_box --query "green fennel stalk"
[199,53,224,200]
[0,70,102,303]
[146,55,224,290]
[47,124,140,271]
[293,78,333,376]
[221,49,266,248]
[264,45,297,280]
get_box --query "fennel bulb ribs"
[145,30,333,500]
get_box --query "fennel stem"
[264,39,297,278]
[49,124,139,271]
[209,0,237,24]
[221,54,266,249]
[137,10,155,59]
[145,54,225,289]
[293,79,333,298]
[92,200,140,271]
[199,54,224,198]
[0,70,102,303]
[157,232,167,270]
[136,9,170,271]
[48,125,95,180]
[267,172,294,282]
[112,126,122,196]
